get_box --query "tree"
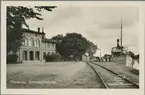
[7,6,57,54]
[128,51,135,59]
[51,34,64,53]
[51,33,97,61]
[87,41,98,59]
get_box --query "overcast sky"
[25,5,139,56]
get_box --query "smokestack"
[38,27,40,32]
[117,39,120,48]
[42,27,45,39]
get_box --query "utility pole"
[100,49,101,58]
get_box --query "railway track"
[86,62,108,88]
[86,62,139,89]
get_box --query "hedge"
[44,54,61,62]
[7,54,18,63]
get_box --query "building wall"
[17,31,56,62]
[126,55,139,69]
[112,54,139,69]
[112,55,126,65]
[133,60,139,69]
[82,55,89,61]
[126,54,133,67]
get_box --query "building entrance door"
[23,51,27,60]
[29,51,34,60]
[35,51,40,60]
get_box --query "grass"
[7,62,100,88]
[94,62,139,84]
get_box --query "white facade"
[126,54,139,70]
[82,54,89,61]
[126,54,133,67]
[133,60,139,69]
[17,28,56,63]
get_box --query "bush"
[44,54,61,62]
[7,54,18,63]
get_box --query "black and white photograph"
[1,1,145,95]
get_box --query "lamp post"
[98,48,102,61]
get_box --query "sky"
[25,5,139,56]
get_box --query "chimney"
[38,27,40,32]
[42,27,44,33]
[42,27,45,39]
[117,39,120,48]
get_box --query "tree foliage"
[51,34,64,54]
[51,33,98,61]
[86,41,98,58]
[7,6,57,54]
[128,51,139,59]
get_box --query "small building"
[103,54,112,62]
[17,28,56,63]
[96,57,100,62]
[82,54,90,61]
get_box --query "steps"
[22,60,44,64]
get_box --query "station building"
[17,28,56,63]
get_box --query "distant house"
[90,56,97,61]
[103,54,112,62]
[82,54,89,61]
[96,57,100,62]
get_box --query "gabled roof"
[42,38,57,44]
[22,28,45,35]
[104,54,111,57]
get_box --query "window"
[52,44,55,48]
[34,40,37,47]
[36,40,40,47]
[28,40,31,46]
[52,52,55,55]
[28,38,34,46]
[47,43,50,48]
[38,40,40,47]
[43,52,46,58]
[48,52,50,55]
[45,43,47,47]
[30,38,34,47]
[24,38,28,46]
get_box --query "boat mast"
[120,17,123,48]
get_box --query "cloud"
[92,6,139,29]
[43,6,83,26]
[25,5,139,55]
